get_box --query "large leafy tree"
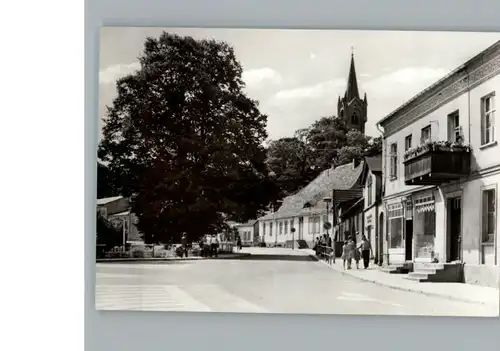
[96,162,120,199]
[99,32,279,243]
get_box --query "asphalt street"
[95,248,496,317]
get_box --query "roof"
[96,196,123,205]
[377,40,500,127]
[365,155,382,173]
[258,161,365,220]
[340,197,364,218]
[235,220,257,227]
[345,53,360,101]
[109,210,130,218]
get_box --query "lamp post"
[323,197,332,236]
[323,197,332,259]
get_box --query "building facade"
[362,156,384,265]
[377,40,500,287]
[235,221,257,246]
[96,196,142,244]
[258,160,365,248]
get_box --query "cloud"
[99,62,140,85]
[363,67,449,99]
[242,67,282,89]
[272,79,345,102]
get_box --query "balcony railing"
[403,141,471,186]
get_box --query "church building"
[337,52,368,134]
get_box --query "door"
[448,197,462,262]
[378,213,384,265]
[405,220,413,261]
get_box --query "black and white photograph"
[96,27,500,317]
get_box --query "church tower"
[337,52,367,134]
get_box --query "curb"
[309,254,497,308]
[97,253,251,263]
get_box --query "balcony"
[403,141,471,186]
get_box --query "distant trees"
[265,116,381,197]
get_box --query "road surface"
[95,248,496,317]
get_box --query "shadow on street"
[231,254,316,262]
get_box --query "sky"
[99,28,500,141]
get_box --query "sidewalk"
[305,249,499,308]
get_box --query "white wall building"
[258,160,366,248]
[377,40,500,287]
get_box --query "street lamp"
[323,197,332,236]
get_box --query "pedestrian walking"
[207,234,213,257]
[359,234,373,269]
[346,235,356,269]
[237,235,242,251]
[181,233,188,258]
[313,237,320,256]
[341,240,349,270]
[211,234,219,257]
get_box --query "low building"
[258,159,367,249]
[96,196,142,244]
[234,220,257,246]
[334,155,383,263]
[377,40,500,287]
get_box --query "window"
[448,111,461,142]
[351,113,358,124]
[290,219,294,232]
[262,223,266,236]
[482,189,496,245]
[405,134,412,151]
[388,203,404,249]
[284,221,288,234]
[367,175,373,206]
[309,216,320,234]
[421,125,432,143]
[481,93,496,145]
[269,222,273,236]
[389,143,398,179]
[279,221,283,235]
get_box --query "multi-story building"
[362,156,384,264]
[377,40,500,287]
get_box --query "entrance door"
[298,217,304,240]
[378,213,384,265]
[405,220,413,261]
[448,197,462,262]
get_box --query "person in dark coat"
[181,233,188,258]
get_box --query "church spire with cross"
[346,48,360,101]
[337,48,367,134]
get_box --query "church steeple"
[337,49,367,135]
[346,52,360,101]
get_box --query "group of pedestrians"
[313,234,333,260]
[198,234,220,257]
[341,233,373,270]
